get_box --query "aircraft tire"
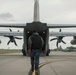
[23,52,26,56]
[46,49,50,56]
[22,49,26,56]
[46,51,49,56]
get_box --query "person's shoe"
[31,68,34,72]
[35,70,38,75]
[30,70,33,75]
[28,70,33,75]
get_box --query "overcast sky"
[0,0,76,49]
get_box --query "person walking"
[28,31,44,75]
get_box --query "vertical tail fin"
[34,0,40,22]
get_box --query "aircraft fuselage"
[22,21,50,56]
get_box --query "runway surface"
[0,51,76,75]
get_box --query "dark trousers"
[31,49,40,71]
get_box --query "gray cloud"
[0,12,16,21]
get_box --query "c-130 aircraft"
[0,0,76,56]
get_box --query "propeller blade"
[0,40,1,44]
[50,38,57,41]
[14,40,17,46]
[7,40,11,45]
[15,37,22,39]
[61,40,66,44]
[56,41,59,48]
[9,29,12,32]
[17,30,19,32]
[4,36,9,37]
[59,29,61,32]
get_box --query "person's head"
[33,30,39,35]
[33,30,37,33]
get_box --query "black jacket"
[28,33,44,49]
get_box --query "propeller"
[4,29,22,46]
[50,29,66,48]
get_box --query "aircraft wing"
[0,31,23,36]
[47,24,76,28]
[0,23,26,28]
[0,23,76,28]
[48,24,76,37]
[49,32,76,36]
[0,23,24,36]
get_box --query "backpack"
[31,34,42,49]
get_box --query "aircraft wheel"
[23,52,26,56]
[22,49,26,56]
[46,49,50,56]
[46,52,49,56]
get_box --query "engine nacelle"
[71,40,76,45]
[71,36,76,45]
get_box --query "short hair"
[33,30,37,33]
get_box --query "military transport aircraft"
[0,0,76,56]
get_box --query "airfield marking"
[32,61,52,75]
[32,59,66,75]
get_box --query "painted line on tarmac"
[32,59,66,75]
[32,61,52,75]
